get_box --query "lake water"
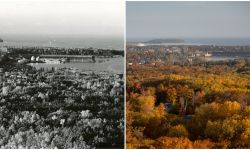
[206,52,250,61]
[29,57,124,74]
[128,38,250,46]
[185,38,250,46]
[205,56,243,61]
[1,35,124,73]
[1,34,124,50]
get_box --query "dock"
[39,55,96,62]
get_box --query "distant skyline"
[0,0,124,37]
[127,1,250,40]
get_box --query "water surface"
[29,57,124,74]
[1,34,124,50]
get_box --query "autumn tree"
[165,86,177,105]
[153,137,193,149]
[167,125,189,138]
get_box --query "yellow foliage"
[154,103,166,118]
[193,139,215,148]
[154,137,193,149]
[239,128,250,147]
[220,101,241,118]
[167,125,189,137]
[127,63,250,148]
[195,101,241,120]
[195,102,221,120]
[137,95,155,114]
[140,139,156,149]
[243,106,250,116]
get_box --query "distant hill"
[145,38,185,44]
[0,38,3,42]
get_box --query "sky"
[127,1,250,40]
[0,0,124,37]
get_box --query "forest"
[126,58,250,148]
[0,64,124,148]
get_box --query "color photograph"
[126,1,250,149]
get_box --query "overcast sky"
[0,0,124,37]
[127,1,250,40]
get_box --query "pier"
[39,55,96,62]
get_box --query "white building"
[36,56,40,61]
[137,43,145,47]
[31,56,35,61]
[18,58,28,64]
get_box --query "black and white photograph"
[0,0,124,148]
